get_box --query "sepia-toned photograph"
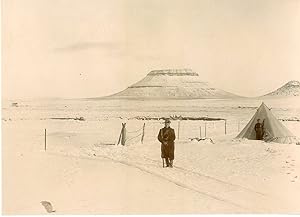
[2,0,300,214]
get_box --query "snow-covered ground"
[2,97,300,214]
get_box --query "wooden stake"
[177,121,180,140]
[199,126,202,138]
[225,120,227,135]
[44,129,47,151]
[121,123,126,146]
[141,123,145,144]
[205,122,207,137]
[117,124,122,145]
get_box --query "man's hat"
[164,118,171,123]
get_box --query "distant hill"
[105,69,241,99]
[262,80,300,98]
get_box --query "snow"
[2,97,300,214]
[108,69,240,99]
[263,80,300,97]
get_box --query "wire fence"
[42,117,300,152]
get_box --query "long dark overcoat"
[254,123,263,140]
[158,127,176,160]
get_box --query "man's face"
[165,122,170,128]
[257,119,260,123]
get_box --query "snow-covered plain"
[2,97,300,214]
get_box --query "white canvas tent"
[236,102,298,144]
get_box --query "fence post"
[199,126,202,138]
[141,123,145,144]
[44,128,47,151]
[238,120,240,132]
[121,123,126,146]
[117,124,122,145]
[117,123,127,146]
[204,122,207,137]
[177,120,180,140]
[225,120,227,135]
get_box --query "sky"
[2,0,300,99]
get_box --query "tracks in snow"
[96,154,249,211]
[141,156,266,196]
[47,148,286,213]
[90,150,285,212]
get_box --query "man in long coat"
[254,119,265,140]
[158,119,176,167]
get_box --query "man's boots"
[169,160,173,168]
[165,158,170,167]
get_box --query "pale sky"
[2,0,300,99]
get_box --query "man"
[254,119,265,140]
[158,119,176,168]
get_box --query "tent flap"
[236,102,298,144]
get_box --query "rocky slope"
[262,80,300,98]
[107,69,240,99]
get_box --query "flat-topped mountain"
[262,80,300,98]
[107,69,240,99]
